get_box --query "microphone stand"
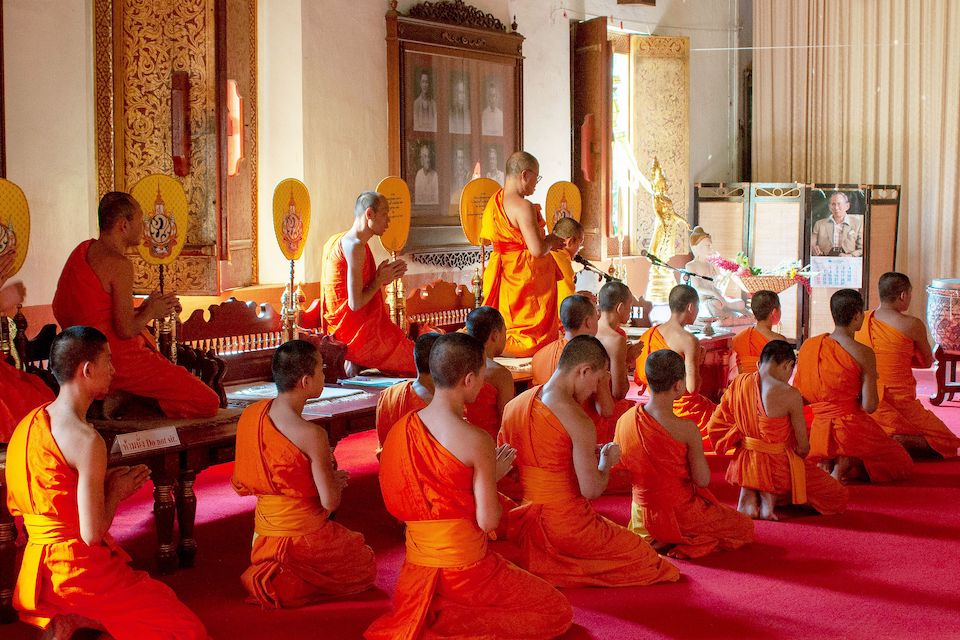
[641,250,714,284]
[573,255,621,282]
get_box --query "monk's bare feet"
[40,614,106,640]
[344,360,362,378]
[832,456,852,482]
[737,487,760,518]
[818,458,835,475]
[758,492,779,521]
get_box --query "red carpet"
[6,369,960,639]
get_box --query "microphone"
[573,255,620,282]
[640,249,664,266]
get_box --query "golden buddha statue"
[640,157,690,303]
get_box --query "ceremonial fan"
[0,179,30,369]
[273,179,311,342]
[376,177,412,330]
[459,177,500,307]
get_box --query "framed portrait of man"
[449,141,473,205]
[448,70,471,135]
[481,75,504,136]
[412,140,439,206]
[483,143,505,185]
[411,66,437,132]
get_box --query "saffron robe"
[52,240,219,419]
[855,311,960,458]
[5,405,207,638]
[366,412,572,640]
[615,405,753,559]
[794,335,913,482]
[463,381,501,439]
[231,400,376,608]
[552,250,575,317]
[498,387,680,587]
[731,327,768,375]
[0,360,54,442]
[376,380,428,454]
[707,373,848,515]
[321,232,415,375]
[481,190,561,357]
[634,325,717,451]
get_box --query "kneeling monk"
[501,335,679,587]
[52,192,219,418]
[731,289,786,374]
[322,191,415,376]
[232,340,376,608]
[616,349,753,559]
[6,327,207,639]
[463,306,515,438]
[375,332,440,457]
[367,333,572,639]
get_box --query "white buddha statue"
[684,226,748,322]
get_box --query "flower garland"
[708,253,813,294]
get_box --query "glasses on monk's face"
[536,174,543,184]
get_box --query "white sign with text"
[111,427,181,456]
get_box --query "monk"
[855,272,960,458]
[52,191,219,419]
[635,284,717,450]
[794,289,913,482]
[481,151,564,357]
[321,191,415,376]
[731,289,787,374]
[367,333,572,639]
[500,335,680,587]
[375,332,440,456]
[616,349,753,558]
[232,340,376,608]
[596,280,644,401]
[5,326,207,639]
[551,216,584,315]
[708,340,848,520]
[463,305,515,438]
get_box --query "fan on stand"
[376,177,412,331]
[459,177,500,307]
[273,178,311,342]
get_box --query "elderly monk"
[731,290,787,374]
[375,333,440,457]
[794,289,913,483]
[500,335,680,587]
[855,272,960,458]
[52,191,219,419]
[481,151,564,357]
[551,216,585,315]
[708,340,848,520]
[366,333,572,639]
[232,340,376,608]
[635,284,717,450]
[5,326,207,639]
[464,306,515,438]
[616,349,753,558]
[321,191,415,376]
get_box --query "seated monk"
[51,192,219,419]
[232,340,376,608]
[321,191,415,376]
[481,151,564,357]
[366,333,572,639]
[731,290,787,374]
[463,306,515,438]
[708,340,848,520]
[794,289,913,483]
[551,216,585,316]
[6,326,207,639]
[615,349,753,558]
[634,284,717,450]
[855,272,960,458]
[500,335,680,587]
[374,332,440,457]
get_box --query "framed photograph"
[808,188,866,260]
[481,74,504,136]
[411,66,437,132]
[449,140,473,205]
[483,143,505,184]
[448,70,472,135]
[412,140,438,205]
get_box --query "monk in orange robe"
[855,272,960,458]
[635,284,717,450]
[367,333,572,639]
[550,216,584,316]
[52,192,219,419]
[375,333,440,456]
[500,335,679,587]
[731,289,787,374]
[794,289,913,483]
[463,306,515,438]
[321,191,415,376]
[5,326,207,639]
[708,340,848,519]
[616,349,753,558]
[481,152,563,357]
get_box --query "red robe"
[464,381,501,439]
[375,380,428,454]
[731,327,768,375]
[0,359,54,442]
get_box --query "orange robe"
[707,373,848,515]
[464,381,500,439]
[0,360,54,442]
[5,405,207,638]
[321,232,415,375]
[498,388,680,587]
[855,311,960,458]
[375,380,428,454]
[615,405,753,559]
[231,400,376,608]
[794,335,913,482]
[481,190,560,357]
[552,250,575,316]
[634,325,717,451]
[731,327,768,375]
[366,411,572,639]
[52,240,219,419]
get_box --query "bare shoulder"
[844,338,876,369]
[276,411,330,459]
[487,361,514,385]
[52,414,105,467]
[770,378,802,404]
[667,415,701,446]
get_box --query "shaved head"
[598,281,633,312]
[878,272,911,302]
[668,284,699,314]
[506,151,538,177]
[751,290,781,321]
[354,191,385,217]
[50,326,109,384]
[645,349,685,393]
[553,216,583,239]
[759,339,796,366]
[560,294,597,332]
[429,333,484,389]
[414,332,441,375]
[830,289,864,327]
[557,335,609,372]
[466,306,506,344]
[98,191,139,232]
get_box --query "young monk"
[232,340,376,608]
[634,284,717,450]
[463,305,515,438]
[596,280,644,401]
[731,289,787,374]
[374,332,440,456]
[708,340,848,520]
[794,289,913,482]
[855,272,960,458]
[5,326,207,639]
[616,349,753,558]
[500,335,680,587]
[551,216,584,315]
[367,333,572,639]
[52,191,219,418]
